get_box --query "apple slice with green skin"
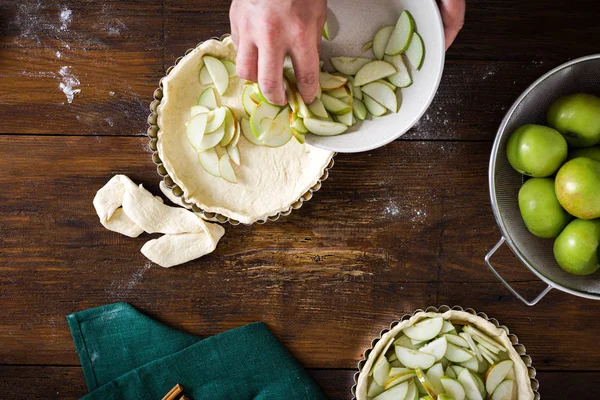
[372,354,391,386]
[445,366,457,379]
[198,87,218,109]
[405,380,418,400]
[441,376,466,400]
[199,123,226,150]
[321,93,352,115]
[384,54,413,88]
[472,371,486,398]
[367,379,385,398]
[353,98,367,120]
[445,343,475,363]
[295,92,311,119]
[457,369,483,400]
[372,25,394,60]
[348,76,363,100]
[390,359,403,368]
[285,81,299,113]
[241,118,264,146]
[362,81,398,113]
[242,85,257,116]
[490,380,513,400]
[292,129,305,144]
[319,72,348,90]
[304,118,348,136]
[205,107,228,133]
[308,97,329,119]
[291,115,308,133]
[330,56,372,76]
[219,109,236,146]
[229,120,241,148]
[222,60,236,76]
[450,365,465,377]
[463,326,506,352]
[410,338,425,347]
[415,367,438,398]
[376,78,398,91]
[405,32,424,70]
[363,93,387,116]
[393,335,418,350]
[199,66,212,85]
[438,395,456,400]
[203,56,229,95]
[384,371,417,390]
[218,153,237,183]
[425,363,444,393]
[186,113,208,150]
[250,102,281,138]
[326,86,351,99]
[227,144,240,166]
[259,107,293,148]
[198,148,220,177]
[336,111,354,126]
[445,334,469,348]
[389,367,411,376]
[485,360,514,395]
[373,381,409,400]
[441,320,457,334]
[477,344,499,364]
[459,332,483,362]
[459,355,480,372]
[385,10,415,55]
[403,317,444,341]
[190,105,210,118]
[470,334,502,354]
[321,21,330,40]
[395,347,436,370]
[354,60,397,87]
[418,336,447,361]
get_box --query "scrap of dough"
[93,175,143,238]
[159,181,192,209]
[141,224,225,268]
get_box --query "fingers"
[290,37,320,104]
[439,0,465,50]
[258,45,286,105]
[236,43,259,83]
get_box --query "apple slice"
[259,107,293,148]
[376,79,397,91]
[304,118,348,136]
[415,367,438,398]
[390,367,411,376]
[321,21,330,40]
[385,10,415,55]
[367,379,385,398]
[218,153,237,183]
[485,360,514,395]
[463,326,506,352]
[405,32,424,70]
[384,54,413,88]
[250,102,281,138]
[292,129,305,144]
[198,66,212,85]
[438,395,456,400]
[459,355,480,373]
[441,376,466,400]
[353,98,367,120]
[203,56,229,95]
[321,93,352,115]
[336,111,354,126]
[308,98,329,119]
[199,123,226,150]
[362,81,398,113]
[222,60,236,76]
[385,370,417,390]
[319,72,348,90]
[459,332,483,362]
[186,113,208,150]
[441,320,457,334]
[403,317,444,341]
[373,381,409,400]
[198,87,218,109]
[393,335,418,350]
[205,107,228,133]
[241,118,264,146]
[425,363,444,393]
[477,344,499,364]
[471,335,502,355]
[405,380,418,400]
[472,372,486,398]
[229,120,241,147]
[372,25,394,60]
[347,76,362,100]
[457,369,483,400]
[198,147,220,177]
[326,86,351,99]
[445,334,469,348]
[227,144,240,166]
[373,354,391,386]
[291,116,308,133]
[445,343,475,363]
[242,85,257,116]
[490,380,513,400]
[410,338,425,347]
[419,336,447,361]
[363,94,387,116]
[330,57,372,76]
[191,105,210,117]
[219,109,236,146]
[395,347,436,370]
[295,92,311,119]
[445,366,457,379]
[354,60,397,87]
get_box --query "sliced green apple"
[291,115,308,133]
[199,123,226,150]
[389,367,411,376]
[198,147,220,177]
[445,366,457,379]
[441,320,457,334]
[485,360,514,395]
[385,371,417,390]
[459,332,483,362]
[444,334,469,348]
[241,117,264,146]
[259,107,293,148]
[336,111,354,126]
[477,344,499,364]
[463,326,506,353]
[326,86,351,99]
[321,21,330,40]
[218,153,237,183]
[304,118,348,136]
[395,347,436,370]
[384,54,413,87]
[415,367,438,398]
[199,66,212,85]
[219,109,236,146]
[295,92,311,119]
[373,354,391,387]
[411,338,426,347]
[459,355,480,373]
[372,25,394,60]
[418,336,447,361]
[330,56,372,76]
[403,317,444,341]
[405,32,424,70]
[250,102,281,138]
[227,144,240,166]
[292,128,305,144]
[376,78,398,91]
[198,87,218,109]
[393,335,418,350]
[354,60,397,86]
[385,10,415,55]
[445,343,475,363]
[203,56,229,95]
[405,380,418,400]
[473,337,501,355]
[319,72,348,90]
[457,369,483,400]
[367,379,385,398]
[363,94,387,116]
[205,107,228,133]
[373,381,409,400]
[186,113,208,150]
[441,376,466,400]
[308,97,329,119]
[242,85,257,116]
[438,395,456,400]
[222,60,236,76]
[490,379,513,400]
[362,81,398,113]
[353,98,367,120]
[229,120,241,147]
[425,363,444,393]
[472,371,486,398]
[190,105,210,118]
[321,93,352,115]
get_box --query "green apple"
[568,145,600,162]
[506,124,568,177]
[553,218,600,275]
[218,153,237,183]
[547,93,600,147]
[555,157,600,219]
[518,178,571,238]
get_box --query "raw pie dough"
[356,310,535,400]
[157,36,334,224]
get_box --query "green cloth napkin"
[67,303,327,400]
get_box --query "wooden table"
[1,1,599,398]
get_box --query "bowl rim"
[488,53,600,300]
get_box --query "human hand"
[438,0,465,50]
[230,0,327,106]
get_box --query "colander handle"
[485,237,553,306]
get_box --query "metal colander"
[487,54,600,305]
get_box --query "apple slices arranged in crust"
[356,311,535,400]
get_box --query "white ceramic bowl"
[307,0,445,153]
